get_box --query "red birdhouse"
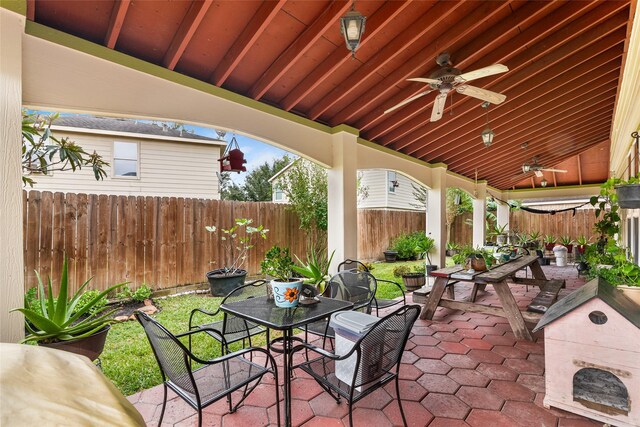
[218,137,246,173]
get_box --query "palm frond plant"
[12,257,126,344]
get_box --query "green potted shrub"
[205,218,268,296]
[292,245,335,293]
[452,246,496,272]
[12,257,126,361]
[415,235,437,276]
[446,242,460,257]
[489,224,508,246]
[585,241,640,304]
[543,234,556,251]
[575,235,590,255]
[393,265,425,292]
[261,246,302,308]
[391,234,418,261]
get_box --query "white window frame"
[112,141,140,179]
[388,170,397,194]
[273,184,284,201]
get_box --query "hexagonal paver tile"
[527,353,546,368]
[466,408,517,427]
[488,380,536,402]
[401,351,420,364]
[222,406,270,427]
[429,323,458,333]
[428,418,471,426]
[482,334,517,346]
[504,358,545,375]
[417,373,460,394]
[344,407,393,427]
[447,368,490,387]
[474,326,506,336]
[399,363,425,380]
[517,374,546,393]
[413,345,446,359]
[455,386,505,410]
[501,401,558,427]
[421,393,471,419]
[461,338,493,350]
[433,331,463,342]
[309,391,350,418]
[491,345,528,359]
[413,326,437,336]
[468,349,505,364]
[455,328,486,339]
[355,387,393,409]
[383,399,434,427]
[448,320,477,330]
[442,354,480,369]
[437,341,470,354]
[301,416,345,427]
[245,383,287,407]
[514,340,544,355]
[411,335,440,346]
[414,358,453,375]
[557,417,603,426]
[385,379,429,401]
[475,363,518,381]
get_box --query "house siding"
[29,131,222,198]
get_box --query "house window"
[274,184,284,201]
[113,141,138,177]
[388,171,398,194]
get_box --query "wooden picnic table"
[419,255,550,341]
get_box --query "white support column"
[0,8,26,342]
[327,130,358,273]
[472,183,487,248]
[496,200,510,242]
[427,167,447,269]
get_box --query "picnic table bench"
[419,255,559,341]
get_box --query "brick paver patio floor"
[129,264,603,426]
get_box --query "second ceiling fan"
[385,53,509,121]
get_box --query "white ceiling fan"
[384,52,509,121]
[522,157,568,177]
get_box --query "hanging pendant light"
[340,3,366,58]
[541,178,548,188]
[480,101,494,147]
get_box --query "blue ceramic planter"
[271,280,303,308]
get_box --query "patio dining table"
[221,295,354,427]
[420,255,549,341]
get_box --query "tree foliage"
[220,156,290,201]
[22,111,108,187]
[278,158,328,233]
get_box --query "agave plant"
[12,258,127,344]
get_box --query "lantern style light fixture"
[541,178,548,188]
[340,3,366,58]
[480,101,495,147]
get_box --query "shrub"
[131,284,152,302]
[393,266,411,277]
[392,234,419,260]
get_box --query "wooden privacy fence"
[23,191,309,294]
[22,192,426,293]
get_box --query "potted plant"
[393,265,425,292]
[415,235,438,276]
[526,231,541,250]
[292,245,335,294]
[575,235,589,255]
[559,235,574,254]
[586,241,640,304]
[383,248,398,262]
[615,173,640,209]
[12,257,126,361]
[452,246,496,272]
[261,245,303,308]
[490,223,509,245]
[446,242,460,257]
[391,234,418,261]
[205,218,268,296]
[543,234,556,251]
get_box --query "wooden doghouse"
[533,278,640,427]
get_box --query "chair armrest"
[176,326,226,345]
[291,340,360,361]
[376,278,405,294]
[188,307,219,329]
[193,346,277,371]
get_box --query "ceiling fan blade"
[430,93,447,122]
[454,64,509,83]
[408,77,441,85]
[534,170,543,178]
[541,168,568,173]
[456,85,507,104]
[384,90,433,114]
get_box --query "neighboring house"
[269,160,425,211]
[30,116,226,198]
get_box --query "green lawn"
[101,260,436,396]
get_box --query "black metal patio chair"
[135,311,280,427]
[304,269,377,350]
[189,280,269,354]
[291,305,420,427]
[338,259,407,316]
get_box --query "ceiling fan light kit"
[340,4,366,58]
[384,53,509,122]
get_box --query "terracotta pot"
[576,245,586,254]
[465,256,487,272]
[207,269,247,297]
[41,325,110,361]
[564,244,574,254]
[545,243,556,251]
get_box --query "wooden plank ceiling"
[28,0,635,190]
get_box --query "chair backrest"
[135,311,196,395]
[326,270,376,311]
[221,280,268,335]
[352,305,420,389]
[337,259,369,272]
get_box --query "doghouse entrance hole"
[573,368,629,416]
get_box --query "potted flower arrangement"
[393,265,425,292]
[559,235,574,254]
[261,245,303,308]
[12,257,126,361]
[205,218,268,297]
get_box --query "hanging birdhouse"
[218,137,246,173]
